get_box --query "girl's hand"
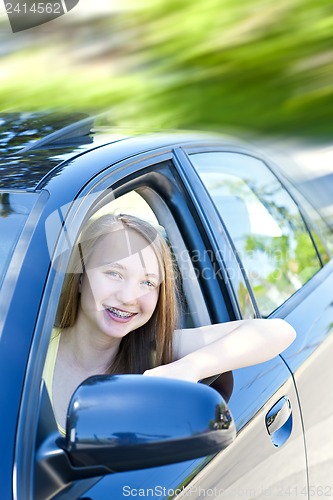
[143,358,200,383]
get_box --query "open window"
[31,180,235,498]
[40,182,220,429]
[90,189,234,400]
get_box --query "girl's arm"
[144,318,296,382]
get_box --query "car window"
[189,152,322,316]
[0,191,38,287]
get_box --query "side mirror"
[35,375,235,498]
[64,374,235,471]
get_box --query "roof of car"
[0,113,127,190]
[0,113,236,191]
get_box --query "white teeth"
[106,306,135,318]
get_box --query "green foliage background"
[1,0,333,136]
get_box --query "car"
[1,113,333,500]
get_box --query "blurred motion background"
[0,0,333,214]
[1,0,332,133]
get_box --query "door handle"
[266,396,292,447]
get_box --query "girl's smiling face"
[78,228,161,341]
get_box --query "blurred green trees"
[1,0,332,136]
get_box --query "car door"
[14,148,239,500]
[180,148,333,498]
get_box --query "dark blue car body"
[1,115,333,499]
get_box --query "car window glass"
[189,152,322,316]
[291,191,333,264]
[0,192,38,287]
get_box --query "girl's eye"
[142,280,157,288]
[106,270,122,278]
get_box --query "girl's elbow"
[285,321,297,346]
[270,318,296,348]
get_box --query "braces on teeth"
[107,307,134,318]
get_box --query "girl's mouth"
[104,306,137,322]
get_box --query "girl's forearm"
[179,318,296,381]
[144,319,296,382]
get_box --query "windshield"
[0,192,39,287]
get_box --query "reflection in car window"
[0,192,38,287]
[292,193,333,264]
[190,152,322,316]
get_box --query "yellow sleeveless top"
[42,328,66,436]
[42,329,157,437]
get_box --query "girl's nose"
[116,282,139,306]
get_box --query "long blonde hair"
[56,213,179,374]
